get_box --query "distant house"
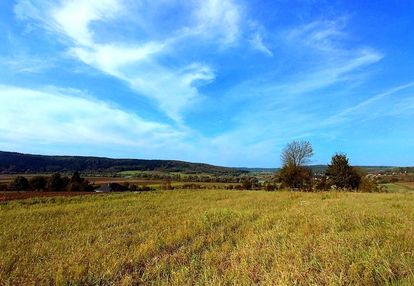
[95,183,129,193]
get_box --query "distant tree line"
[0,151,247,176]
[3,172,94,192]
[1,173,160,193]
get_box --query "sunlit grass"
[384,183,414,193]
[1,190,414,285]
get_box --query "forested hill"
[0,151,247,175]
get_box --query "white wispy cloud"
[13,0,275,122]
[275,49,383,96]
[14,0,225,122]
[249,32,273,56]
[285,18,348,52]
[391,96,414,116]
[272,18,384,95]
[1,55,55,73]
[0,84,184,149]
[192,0,242,45]
[51,0,122,46]
[324,82,414,125]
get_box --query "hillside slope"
[0,151,246,175]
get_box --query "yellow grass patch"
[1,190,413,285]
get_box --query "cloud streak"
[324,82,414,125]
[0,84,183,148]
[13,0,260,122]
[250,32,273,56]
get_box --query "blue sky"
[0,0,413,167]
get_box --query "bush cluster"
[5,172,94,192]
[277,141,383,192]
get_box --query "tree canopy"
[326,153,361,189]
[281,140,314,167]
[279,141,314,190]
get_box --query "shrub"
[358,176,387,193]
[234,185,244,190]
[326,154,361,190]
[128,184,153,192]
[314,176,330,191]
[139,185,153,192]
[264,183,276,191]
[66,172,94,192]
[182,183,201,190]
[29,176,47,191]
[242,179,252,190]
[239,177,259,190]
[160,180,173,190]
[8,176,29,191]
[47,173,69,192]
[279,165,313,191]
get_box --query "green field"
[1,190,414,285]
[383,183,414,193]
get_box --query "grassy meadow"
[1,189,414,285]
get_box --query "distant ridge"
[0,151,403,175]
[0,151,247,175]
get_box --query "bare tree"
[281,140,313,167]
[279,141,314,190]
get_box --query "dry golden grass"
[398,182,414,190]
[1,190,414,285]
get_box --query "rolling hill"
[0,151,247,175]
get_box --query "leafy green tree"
[326,154,361,190]
[9,176,29,191]
[29,176,47,191]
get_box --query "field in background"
[383,182,414,193]
[1,190,414,285]
[399,182,414,189]
[0,174,238,199]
